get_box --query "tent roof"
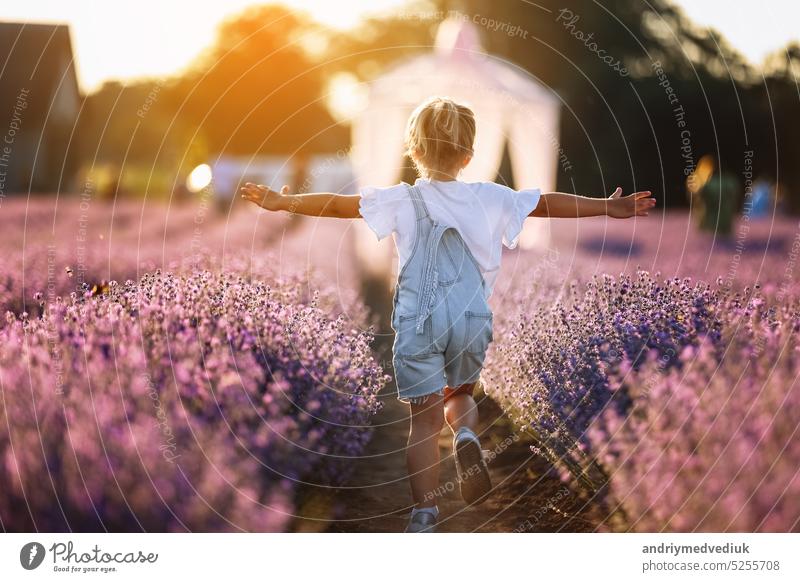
[350,17,561,251]
[367,18,558,109]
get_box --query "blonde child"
[241,96,655,532]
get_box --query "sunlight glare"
[327,72,369,122]
[187,164,213,193]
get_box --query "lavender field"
[0,197,387,531]
[486,211,800,531]
[2,198,799,532]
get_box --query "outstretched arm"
[239,183,361,218]
[529,187,655,219]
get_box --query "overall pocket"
[464,311,493,354]
[394,313,435,357]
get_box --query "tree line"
[75,1,799,210]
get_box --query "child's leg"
[444,381,492,505]
[443,381,479,434]
[406,393,445,508]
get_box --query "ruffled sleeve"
[358,184,402,241]
[502,188,541,249]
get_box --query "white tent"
[350,17,561,281]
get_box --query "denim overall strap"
[407,185,447,335]
[415,222,449,334]
[407,184,430,221]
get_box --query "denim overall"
[391,184,494,404]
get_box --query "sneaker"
[453,427,493,505]
[404,508,438,532]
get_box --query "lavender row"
[485,265,800,531]
[588,290,800,531]
[0,269,388,531]
[0,197,365,324]
[485,270,725,457]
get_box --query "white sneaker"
[453,427,493,505]
[405,507,438,532]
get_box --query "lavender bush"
[588,289,800,531]
[484,271,724,468]
[487,250,800,530]
[0,270,388,531]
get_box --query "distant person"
[240,96,655,532]
[750,179,773,219]
[687,155,737,236]
[101,174,122,201]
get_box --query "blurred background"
[1,0,797,208]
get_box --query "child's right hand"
[239,182,289,211]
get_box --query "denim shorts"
[392,306,493,405]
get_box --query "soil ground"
[318,354,610,533]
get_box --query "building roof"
[0,22,81,123]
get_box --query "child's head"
[404,96,475,180]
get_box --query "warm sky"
[1,0,798,93]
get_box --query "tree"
[173,4,345,155]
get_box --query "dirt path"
[325,375,606,533]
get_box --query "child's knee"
[410,399,445,433]
[443,382,477,404]
[416,414,444,434]
[444,392,475,408]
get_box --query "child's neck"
[425,169,459,182]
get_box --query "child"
[241,96,655,533]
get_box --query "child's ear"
[463,154,473,167]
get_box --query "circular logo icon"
[20,542,46,570]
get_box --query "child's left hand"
[240,182,289,211]
[607,187,656,218]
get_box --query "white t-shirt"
[358,177,541,299]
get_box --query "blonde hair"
[404,96,476,179]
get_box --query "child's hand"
[607,187,655,219]
[239,182,289,211]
